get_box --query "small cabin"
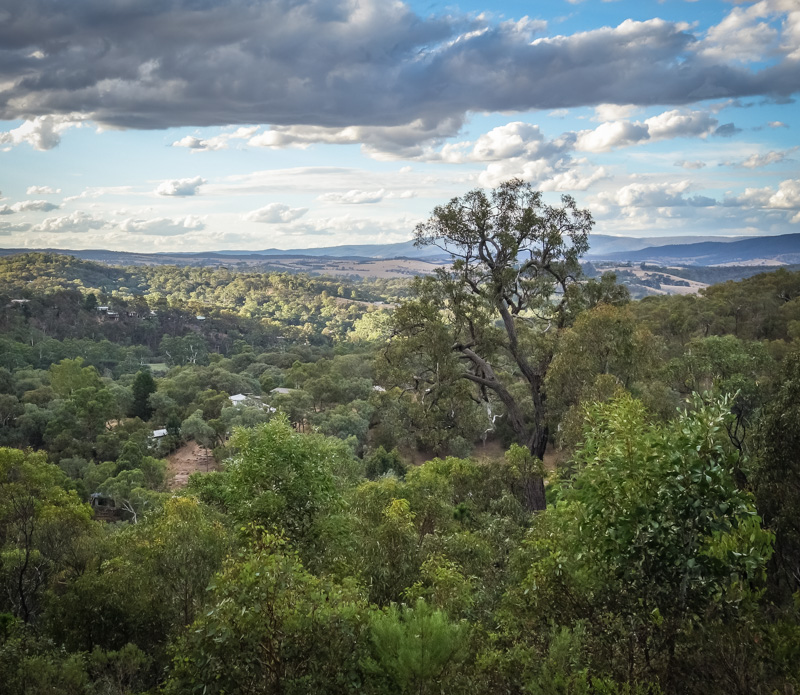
[90,493,121,522]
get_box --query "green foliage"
[365,446,407,479]
[166,532,371,695]
[513,394,772,687]
[189,416,357,564]
[366,598,467,695]
[0,448,94,623]
[49,357,102,397]
[130,369,156,421]
[1,241,800,694]
[755,348,800,599]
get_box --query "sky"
[0,0,798,252]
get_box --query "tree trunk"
[519,472,546,512]
[517,427,548,512]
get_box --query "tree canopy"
[384,179,594,509]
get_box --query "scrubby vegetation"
[1,183,799,693]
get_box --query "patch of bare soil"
[401,438,564,472]
[473,440,564,472]
[166,441,219,490]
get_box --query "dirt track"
[166,441,219,490]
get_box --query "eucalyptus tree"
[383,179,594,510]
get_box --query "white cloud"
[26,185,61,195]
[119,215,206,235]
[171,126,260,152]
[155,176,207,197]
[317,188,415,204]
[242,203,309,224]
[699,2,780,62]
[603,180,717,208]
[319,189,386,204]
[592,104,639,122]
[276,213,422,240]
[575,120,650,152]
[0,200,60,214]
[574,108,718,152]
[540,167,610,192]
[726,178,800,211]
[675,160,707,169]
[0,222,32,233]
[30,211,108,233]
[645,109,718,140]
[724,150,791,168]
[62,186,134,203]
[0,114,87,151]
[13,199,60,212]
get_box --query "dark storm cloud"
[0,0,798,136]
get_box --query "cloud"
[317,188,415,204]
[592,104,639,122]
[172,126,260,152]
[645,109,718,140]
[725,178,800,211]
[713,123,742,137]
[699,2,781,62]
[574,108,719,152]
[540,167,610,192]
[0,115,86,151]
[13,199,60,212]
[26,185,60,195]
[723,150,791,168]
[242,203,309,224]
[30,211,108,233]
[0,222,32,233]
[274,213,422,239]
[119,216,206,235]
[0,1,797,146]
[155,176,206,197]
[675,160,707,169]
[575,121,650,152]
[319,189,387,204]
[0,200,60,214]
[62,186,134,203]
[606,181,718,208]
[768,120,789,128]
[441,122,572,163]
[247,119,466,159]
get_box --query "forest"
[1,181,799,694]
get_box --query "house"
[151,428,168,439]
[90,493,121,522]
[229,394,275,412]
[270,387,294,396]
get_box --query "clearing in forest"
[166,441,219,490]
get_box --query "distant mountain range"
[2,233,798,267]
[595,233,800,266]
